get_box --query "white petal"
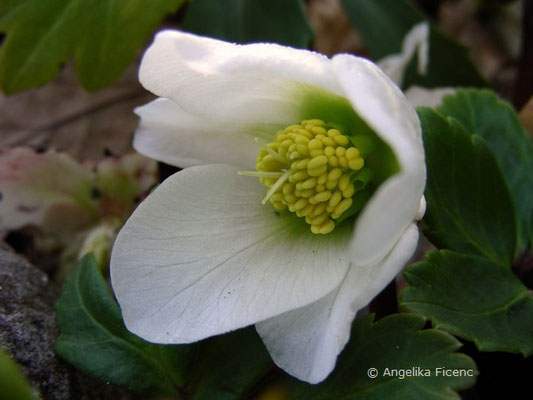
[404,86,455,108]
[415,195,427,221]
[256,223,419,383]
[139,30,343,127]
[110,164,352,343]
[378,22,430,86]
[134,98,262,169]
[332,55,426,267]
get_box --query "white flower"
[378,22,430,87]
[110,30,426,383]
[378,22,455,107]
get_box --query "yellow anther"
[301,158,312,168]
[328,168,342,181]
[302,178,317,189]
[328,156,339,167]
[348,158,365,170]
[313,202,327,216]
[300,204,315,216]
[321,137,336,147]
[334,135,350,146]
[285,194,297,203]
[314,191,332,202]
[308,139,323,150]
[329,191,342,208]
[272,193,284,202]
[264,178,276,187]
[339,157,348,168]
[242,120,370,234]
[290,170,309,182]
[255,137,288,165]
[345,147,360,160]
[282,183,294,195]
[333,198,353,218]
[280,139,292,148]
[324,146,335,157]
[262,154,282,170]
[339,175,350,191]
[309,149,324,158]
[311,224,321,234]
[293,198,308,210]
[343,183,355,198]
[312,212,329,226]
[308,155,328,169]
[326,180,337,190]
[308,164,328,177]
[296,144,309,156]
[272,201,286,211]
[299,130,313,139]
[303,119,325,126]
[311,126,327,135]
[319,220,335,234]
[285,124,300,131]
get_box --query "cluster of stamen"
[239,119,366,234]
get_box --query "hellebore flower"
[378,22,455,107]
[110,31,426,383]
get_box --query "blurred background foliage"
[0,0,529,160]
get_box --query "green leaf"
[436,89,533,250]
[400,250,533,356]
[55,254,276,399]
[418,107,517,266]
[182,0,313,48]
[340,0,485,87]
[284,314,476,400]
[0,349,36,400]
[54,254,196,397]
[0,0,184,94]
[186,329,274,400]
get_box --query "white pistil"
[261,170,291,205]
[254,137,288,165]
[237,171,285,178]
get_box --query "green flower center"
[239,119,373,234]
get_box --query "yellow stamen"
[243,120,370,234]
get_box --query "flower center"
[239,119,370,234]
